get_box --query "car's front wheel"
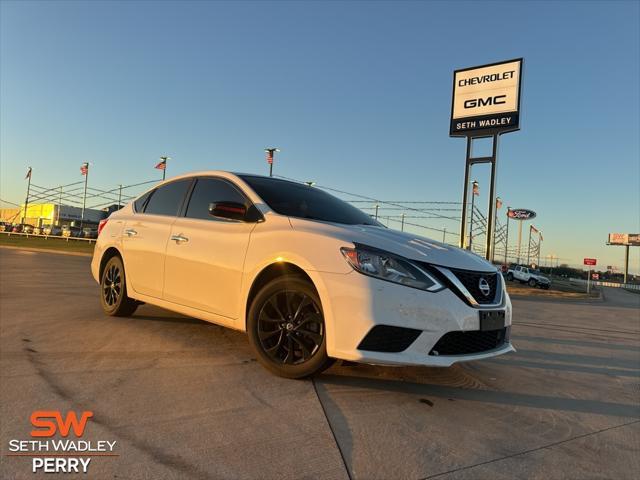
[100,255,138,317]
[506,273,514,281]
[528,278,537,287]
[247,276,334,378]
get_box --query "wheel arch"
[244,262,319,330]
[99,246,123,280]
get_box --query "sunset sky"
[1,1,638,272]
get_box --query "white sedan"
[91,171,514,378]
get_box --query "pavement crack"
[311,378,353,480]
[420,419,640,479]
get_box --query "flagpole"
[22,168,32,225]
[537,232,542,267]
[80,164,89,229]
[468,180,478,250]
[158,156,169,181]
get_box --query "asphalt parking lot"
[1,248,639,479]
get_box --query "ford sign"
[507,209,536,220]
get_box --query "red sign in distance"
[584,258,597,266]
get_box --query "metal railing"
[0,231,96,244]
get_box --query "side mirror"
[208,202,248,221]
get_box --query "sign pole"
[504,208,510,264]
[526,225,532,266]
[485,134,499,261]
[624,245,629,284]
[459,137,472,249]
[517,221,523,264]
[587,268,591,294]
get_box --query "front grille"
[358,325,422,353]
[449,268,499,304]
[429,327,509,356]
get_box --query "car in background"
[62,225,83,237]
[92,171,514,378]
[506,265,551,289]
[82,227,98,239]
[21,224,35,234]
[43,225,62,236]
[0,222,9,232]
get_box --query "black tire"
[506,273,514,281]
[528,278,537,287]
[100,255,138,317]
[247,276,334,379]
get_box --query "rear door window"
[143,179,191,217]
[185,177,249,221]
[134,191,154,213]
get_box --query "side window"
[185,178,249,221]
[144,179,191,217]
[134,190,153,213]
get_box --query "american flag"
[496,197,503,209]
[472,182,479,196]
[25,167,32,179]
[266,151,274,165]
[155,160,167,170]
[80,163,89,176]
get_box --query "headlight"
[341,246,443,292]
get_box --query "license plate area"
[479,310,505,331]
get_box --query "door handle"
[170,234,189,244]
[124,228,138,237]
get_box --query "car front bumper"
[314,270,514,367]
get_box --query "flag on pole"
[496,197,503,209]
[155,159,167,170]
[80,163,89,176]
[472,182,479,196]
[25,167,32,179]
[266,150,274,165]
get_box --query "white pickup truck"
[506,265,551,289]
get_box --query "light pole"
[442,227,447,243]
[468,180,479,250]
[374,204,379,220]
[265,148,280,177]
[400,213,405,232]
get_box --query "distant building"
[0,203,107,227]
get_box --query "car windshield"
[239,175,382,226]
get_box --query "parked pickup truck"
[506,265,551,289]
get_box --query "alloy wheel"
[103,264,122,307]
[257,290,324,365]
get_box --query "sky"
[1,0,639,273]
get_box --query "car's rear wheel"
[247,276,334,378]
[528,278,537,287]
[100,255,138,317]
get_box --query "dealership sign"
[584,258,597,266]
[450,58,523,136]
[507,208,536,220]
[608,233,640,246]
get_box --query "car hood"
[289,218,497,272]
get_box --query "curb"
[0,245,93,258]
